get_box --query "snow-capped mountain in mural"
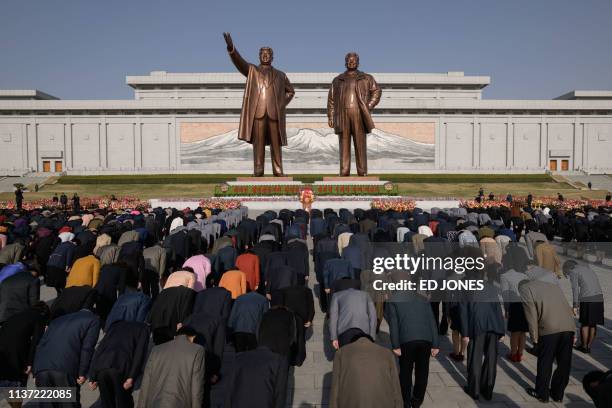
[181,127,434,166]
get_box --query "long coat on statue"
[229,48,295,146]
[327,70,381,135]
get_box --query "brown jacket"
[330,337,402,408]
[327,70,381,134]
[519,279,575,341]
[229,48,294,146]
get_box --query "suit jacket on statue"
[327,70,381,135]
[229,48,295,146]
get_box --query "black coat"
[224,346,289,408]
[285,240,309,278]
[94,263,127,320]
[33,310,100,379]
[117,241,145,284]
[258,308,305,366]
[0,271,40,323]
[149,286,195,345]
[0,308,47,381]
[270,285,314,324]
[88,321,149,382]
[183,312,226,376]
[192,287,232,324]
[266,266,297,295]
[50,285,97,320]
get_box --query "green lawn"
[1,174,607,202]
[56,173,553,185]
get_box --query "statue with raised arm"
[327,52,381,176]
[223,32,295,177]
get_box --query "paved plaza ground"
[3,213,611,408]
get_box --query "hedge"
[58,173,552,185]
[214,183,399,197]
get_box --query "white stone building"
[0,71,611,175]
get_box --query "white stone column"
[472,119,479,168]
[66,121,73,170]
[101,121,108,169]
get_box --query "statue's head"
[259,47,273,65]
[345,52,359,71]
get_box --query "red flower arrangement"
[0,196,148,211]
[298,187,315,211]
[370,198,416,212]
[198,198,242,211]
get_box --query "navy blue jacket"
[104,291,151,332]
[459,284,505,338]
[33,309,100,378]
[323,259,353,289]
[228,292,269,334]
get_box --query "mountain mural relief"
[180,124,435,172]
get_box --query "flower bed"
[198,198,242,210]
[214,183,398,197]
[370,198,417,212]
[0,196,149,211]
[460,197,611,211]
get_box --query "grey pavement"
[0,175,51,194]
[4,227,611,407]
[565,174,612,192]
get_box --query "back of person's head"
[503,245,529,273]
[176,325,198,338]
[182,266,195,274]
[32,301,51,324]
[122,264,139,289]
[347,329,374,345]
[563,260,578,277]
[582,370,605,400]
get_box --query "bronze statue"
[223,32,295,177]
[327,52,381,176]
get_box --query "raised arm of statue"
[223,32,250,77]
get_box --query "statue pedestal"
[215,176,397,196]
[322,176,380,182]
[236,176,294,182]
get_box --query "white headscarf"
[418,225,433,237]
[59,232,75,243]
[170,217,184,232]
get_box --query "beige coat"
[330,337,402,408]
[519,279,575,340]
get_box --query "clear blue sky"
[1,0,611,100]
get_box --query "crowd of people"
[0,196,611,408]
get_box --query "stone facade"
[0,71,611,175]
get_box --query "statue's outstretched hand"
[223,32,234,52]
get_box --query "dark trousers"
[252,115,283,176]
[339,107,367,176]
[399,340,432,407]
[318,284,328,313]
[466,332,499,399]
[430,302,449,334]
[233,332,258,352]
[536,331,573,400]
[141,269,159,300]
[35,369,80,408]
[97,368,133,408]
